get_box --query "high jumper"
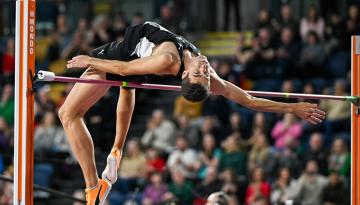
[55,21,326,205]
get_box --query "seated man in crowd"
[141,109,176,153]
[167,136,199,179]
[292,160,328,205]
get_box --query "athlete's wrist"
[87,56,94,67]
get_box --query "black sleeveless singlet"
[90,21,201,83]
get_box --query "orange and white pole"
[14,0,36,205]
[351,36,360,205]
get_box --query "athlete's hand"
[292,102,326,125]
[67,55,91,69]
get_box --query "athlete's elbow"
[161,53,177,67]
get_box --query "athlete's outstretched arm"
[210,71,326,125]
[66,53,179,76]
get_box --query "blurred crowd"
[0,0,357,205]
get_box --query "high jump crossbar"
[36,70,360,106]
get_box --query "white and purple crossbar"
[36,70,359,104]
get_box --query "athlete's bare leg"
[113,88,135,150]
[102,88,135,184]
[58,68,110,188]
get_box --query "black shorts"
[91,41,154,84]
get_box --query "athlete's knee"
[58,104,83,126]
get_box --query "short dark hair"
[181,78,209,102]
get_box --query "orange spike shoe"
[85,179,111,205]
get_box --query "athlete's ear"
[182,70,189,79]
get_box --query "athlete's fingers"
[306,117,317,125]
[309,115,322,124]
[312,112,325,120]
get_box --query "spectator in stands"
[0,117,11,152]
[236,33,255,67]
[174,95,202,120]
[248,133,275,177]
[158,4,180,34]
[253,196,269,205]
[167,136,199,179]
[0,170,13,205]
[145,147,166,177]
[325,12,347,52]
[276,144,301,178]
[299,31,326,77]
[299,82,318,104]
[0,84,14,125]
[347,4,360,36]
[322,171,347,205]
[168,169,195,205]
[34,111,68,155]
[45,30,61,64]
[245,167,271,205]
[252,112,270,138]
[142,172,169,205]
[328,138,350,177]
[175,115,201,148]
[142,109,176,153]
[256,8,279,31]
[271,113,303,150]
[202,96,231,126]
[199,115,222,141]
[196,134,221,179]
[224,112,244,137]
[270,167,297,205]
[0,38,15,80]
[220,168,243,204]
[277,80,297,103]
[276,27,301,77]
[131,11,145,26]
[61,30,91,59]
[321,79,351,139]
[218,134,246,176]
[35,85,56,119]
[293,160,328,205]
[300,5,325,41]
[34,111,70,191]
[112,11,129,41]
[89,15,113,48]
[56,14,71,50]
[251,27,277,78]
[76,18,90,35]
[195,166,222,199]
[278,4,298,35]
[218,61,237,84]
[246,128,264,150]
[115,139,146,194]
[302,132,328,175]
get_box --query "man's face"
[182,55,211,89]
[310,133,323,151]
